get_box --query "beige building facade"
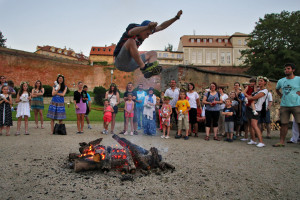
[177,32,249,67]
[156,50,183,65]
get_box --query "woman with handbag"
[74,82,88,134]
[247,76,269,148]
[47,74,67,134]
[105,83,120,134]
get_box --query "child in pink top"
[124,93,134,135]
[160,96,172,139]
[103,99,113,134]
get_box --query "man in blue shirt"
[114,10,182,78]
[136,84,147,130]
[274,63,300,147]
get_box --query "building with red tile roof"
[89,44,116,65]
[35,45,88,63]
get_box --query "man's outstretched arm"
[155,10,182,32]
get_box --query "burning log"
[112,134,150,170]
[124,147,136,174]
[79,138,102,154]
[112,134,148,155]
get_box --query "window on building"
[227,52,231,64]
[206,52,211,64]
[218,39,222,43]
[203,39,207,43]
[191,39,194,43]
[158,53,162,57]
[58,50,62,53]
[163,53,168,58]
[209,39,212,43]
[172,54,175,58]
[98,48,100,51]
[64,51,68,55]
[224,39,228,43]
[191,51,196,63]
[220,52,225,64]
[177,54,182,59]
[238,40,242,45]
[197,51,202,64]
[109,49,111,51]
[197,39,200,43]
[93,48,95,51]
[103,48,106,51]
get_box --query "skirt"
[47,95,66,120]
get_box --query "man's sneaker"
[105,130,108,135]
[88,125,92,129]
[256,143,265,148]
[130,132,134,136]
[134,130,138,135]
[161,135,165,139]
[165,136,170,139]
[247,140,257,145]
[124,131,128,135]
[240,138,249,141]
[102,129,106,134]
[141,61,162,78]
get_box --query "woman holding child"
[246,76,268,148]
[105,83,120,134]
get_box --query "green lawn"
[12,103,124,122]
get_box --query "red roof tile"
[90,45,116,56]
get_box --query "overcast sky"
[0,0,299,56]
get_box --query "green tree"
[240,11,300,80]
[164,43,173,52]
[0,31,7,47]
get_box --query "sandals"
[204,136,209,141]
[41,125,45,129]
[15,132,20,136]
[214,136,220,141]
[272,143,285,147]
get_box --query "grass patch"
[12,103,124,122]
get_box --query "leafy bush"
[43,85,53,97]
[93,61,108,66]
[93,86,107,106]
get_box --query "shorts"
[113,105,118,114]
[103,115,112,123]
[189,108,197,124]
[225,121,234,133]
[250,111,261,120]
[280,106,300,124]
[178,113,189,130]
[125,112,134,118]
[246,106,253,121]
[258,110,271,124]
[115,46,146,72]
[85,104,90,116]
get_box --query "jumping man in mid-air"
[113,10,183,78]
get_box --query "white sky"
[0,0,299,56]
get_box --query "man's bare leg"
[124,39,145,68]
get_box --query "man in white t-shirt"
[164,79,180,125]
[218,87,228,136]
[258,91,273,138]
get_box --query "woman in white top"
[247,77,269,148]
[105,83,120,134]
[187,83,200,137]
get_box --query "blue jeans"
[136,106,144,129]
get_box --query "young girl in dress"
[102,99,113,134]
[73,81,88,134]
[47,74,67,134]
[160,96,172,139]
[31,80,45,129]
[124,93,134,136]
[0,85,13,136]
[16,82,31,135]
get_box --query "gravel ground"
[0,122,299,200]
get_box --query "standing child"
[175,91,191,140]
[0,85,13,136]
[31,80,45,129]
[160,96,172,139]
[124,93,134,135]
[222,99,235,142]
[16,82,31,135]
[103,99,113,134]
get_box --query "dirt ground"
[0,121,299,200]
